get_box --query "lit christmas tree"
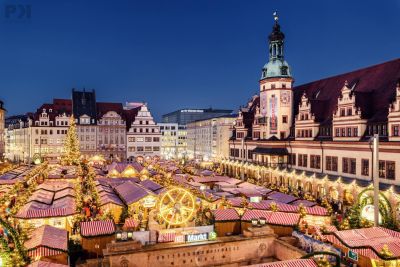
[62,116,81,166]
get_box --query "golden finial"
[273,11,279,21]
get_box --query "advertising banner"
[260,91,268,116]
[269,95,278,134]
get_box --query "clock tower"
[259,12,293,140]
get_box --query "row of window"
[297,129,313,138]
[35,138,64,145]
[131,128,159,133]
[127,146,160,152]
[160,126,176,130]
[98,136,125,145]
[35,129,68,135]
[98,128,125,133]
[335,127,358,137]
[127,137,160,142]
[339,107,354,117]
[289,153,396,180]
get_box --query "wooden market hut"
[241,210,300,236]
[113,181,156,215]
[212,208,241,236]
[80,220,116,258]
[24,225,68,265]
[96,182,125,223]
[324,227,400,267]
[15,182,77,233]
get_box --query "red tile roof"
[96,102,124,118]
[293,58,400,124]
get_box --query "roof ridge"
[296,58,400,88]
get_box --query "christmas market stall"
[106,162,149,179]
[241,210,300,236]
[24,225,68,265]
[15,181,77,232]
[80,220,116,258]
[47,165,78,180]
[248,259,318,267]
[95,182,124,223]
[113,181,157,225]
[212,208,241,236]
[27,261,69,267]
[324,227,400,267]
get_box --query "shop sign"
[208,231,217,240]
[185,233,208,242]
[348,250,358,262]
[143,196,157,208]
[250,196,262,203]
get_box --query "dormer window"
[281,66,288,75]
[340,109,346,116]
[347,108,352,116]
[49,109,52,113]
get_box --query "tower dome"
[260,12,292,80]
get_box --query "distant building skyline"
[1,0,399,120]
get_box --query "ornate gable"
[294,92,319,140]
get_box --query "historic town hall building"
[225,14,400,205]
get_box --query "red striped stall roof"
[27,246,64,258]
[326,227,400,259]
[27,261,69,267]
[241,210,271,221]
[213,208,240,221]
[247,258,317,267]
[123,218,139,229]
[25,225,68,252]
[80,220,116,237]
[352,248,379,260]
[268,212,300,226]
[305,206,328,216]
[241,210,300,226]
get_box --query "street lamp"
[371,134,380,227]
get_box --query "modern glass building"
[162,108,233,125]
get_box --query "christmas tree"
[62,116,81,166]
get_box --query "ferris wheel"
[159,187,196,226]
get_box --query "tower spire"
[260,11,291,80]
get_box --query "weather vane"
[273,11,279,21]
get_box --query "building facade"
[0,101,5,160]
[5,115,31,162]
[187,115,236,161]
[5,99,72,162]
[126,104,161,160]
[162,108,233,125]
[227,14,400,192]
[158,123,187,159]
[5,90,158,163]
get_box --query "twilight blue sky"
[1,0,399,120]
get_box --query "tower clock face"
[280,91,291,105]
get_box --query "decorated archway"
[357,188,393,226]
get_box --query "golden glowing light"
[159,187,195,226]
